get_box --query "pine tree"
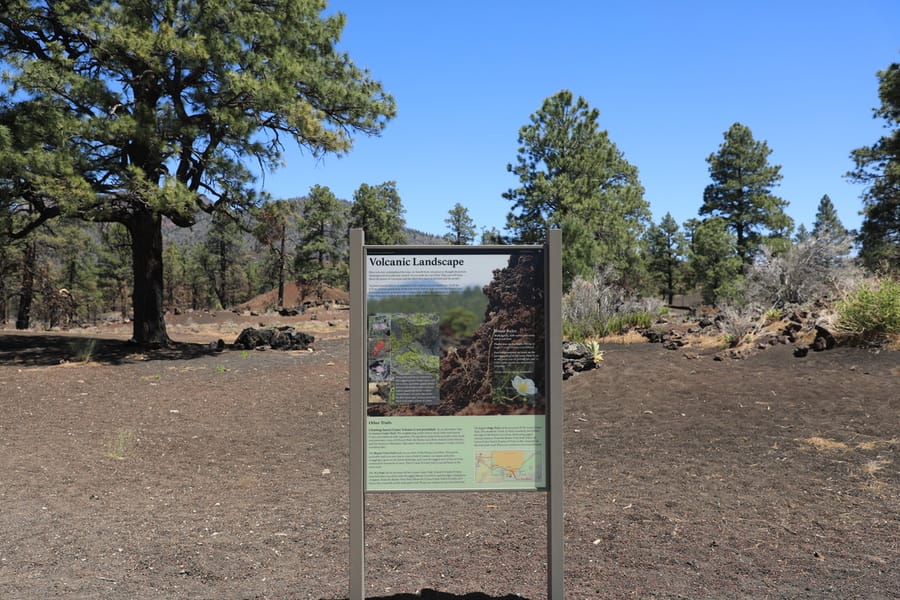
[480,227,506,245]
[701,123,793,264]
[349,182,406,245]
[560,215,600,292]
[645,213,687,304]
[847,57,900,273]
[685,218,743,304]
[201,212,248,310]
[254,199,298,308]
[163,242,188,309]
[444,203,476,245]
[96,223,133,318]
[0,1,394,345]
[183,243,212,311]
[0,233,21,324]
[504,90,650,289]
[812,194,849,239]
[296,185,348,300]
[793,223,811,244]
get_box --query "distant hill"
[161,197,447,247]
[406,227,448,245]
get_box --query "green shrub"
[835,279,900,342]
[562,310,656,339]
[562,319,595,341]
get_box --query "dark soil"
[1,325,897,599]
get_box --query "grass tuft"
[68,338,98,363]
[104,430,135,460]
[801,436,849,451]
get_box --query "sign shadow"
[327,592,531,600]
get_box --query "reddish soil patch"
[0,322,897,599]
[234,282,350,314]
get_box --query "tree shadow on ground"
[327,592,531,600]
[0,333,218,366]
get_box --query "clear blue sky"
[259,1,900,240]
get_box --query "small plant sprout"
[585,339,604,363]
[512,375,538,401]
[764,307,783,322]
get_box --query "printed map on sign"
[474,450,539,483]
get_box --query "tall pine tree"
[201,212,249,310]
[349,182,406,245]
[0,1,394,345]
[701,123,792,264]
[812,194,850,239]
[645,213,686,304]
[296,186,347,299]
[444,203,476,245]
[504,90,650,290]
[685,217,743,304]
[254,199,298,308]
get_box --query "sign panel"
[364,248,546,491]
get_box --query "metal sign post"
[545,227,564,599]
[349,228,366,600]
[349,228,563,598]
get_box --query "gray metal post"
[349,229,366,600]
[546,228,565,599]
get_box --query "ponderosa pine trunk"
[277,232,286,308]
[15,240,36,330]
[129,213,171,347]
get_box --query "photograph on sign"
[366,250,545,416]
[364,249,546,491]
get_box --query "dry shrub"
[562,265,623,326]
[743,234,860,308]
[596,330,647,344]
[563,266,664,339]
[716,304,762,347]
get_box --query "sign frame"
[349,228,563,598]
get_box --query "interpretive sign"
[364,248,546,491]
[349,229,564,599]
